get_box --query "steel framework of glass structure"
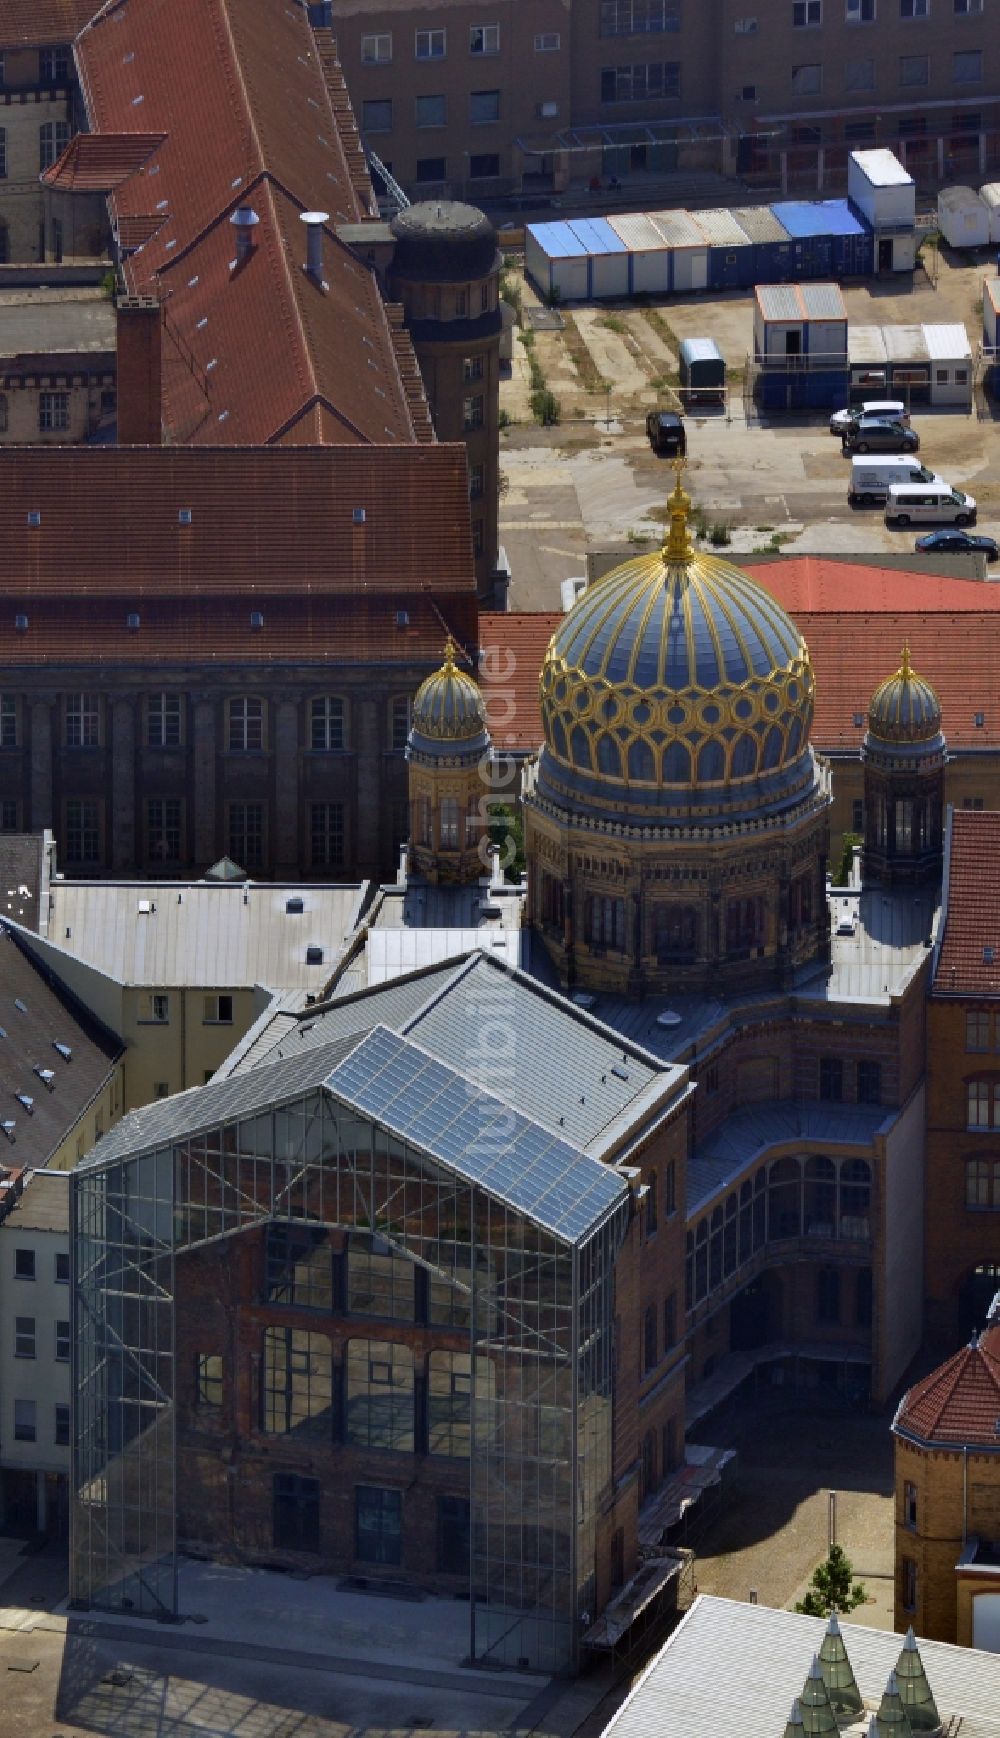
[71,1026,630,1674]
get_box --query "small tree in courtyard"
[794,1545,867,1617]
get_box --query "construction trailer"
[847,149,916,273]
[938,186,991,250]
[524,221,589,301]
[848,323,973,409]
[686,208,753,291]
[648,208,708,292]
[753,281,849,410]
[768,199,873,279]
[979,184,1000,246]
[606,213,672,294]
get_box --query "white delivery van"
[885,483,977,527]
[848,455,935,506]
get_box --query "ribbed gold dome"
[536,469,816,824]
[408,638,489,756]
[868,645,942,745]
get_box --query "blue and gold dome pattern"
[408,638,490,761]
[537,471,817,825]
[867,645,942,745]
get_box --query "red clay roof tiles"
[75,0,426,447]
[1,1,97,48]
[41,131,166,192]
[0,446,475,597]
[896,1324,1000,1445]
[934,810,1000,996]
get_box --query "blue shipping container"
[769,200,873,278]
[757,367,850,411]
[566,217,629,299]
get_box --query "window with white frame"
[900,0,929,15]
[144,993,170,1023]
[146,692,182,748]
[39,120,70,171]
[846,0,876,16]
[793,0,822,24]
[463,354,485,382]
[464,394,485,430]
[966,1158,1000,1208]
[600,0,680,31]
[56,1320,70,1361]
[15,1316,35,1358]
[361,33,392,63]
[203,994,234,1024]
[228,696,264,751]
[0,695,16,748]
[954,0,982,12]
[40,47,69,81]
[39,391,70,432]
[415,28,446,58]
[64,693,100,747]
[535,31,561,49]
[310,696,346,751]
[470,23,499,53]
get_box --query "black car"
[646,410,686,456]
[915,530,999,560]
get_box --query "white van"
[885,483,977,527]
[848,456,935,506]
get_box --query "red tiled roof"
[0,446,475,596]
[480,564,1000,753]
[1,593,478,667]
[116,213,166,250]
[934,810,1000,996]
[895,1324,1000,1445]
[1,1,97,48]
[480,611,561,750]
[41,132,166,192]
[75,0,427,447]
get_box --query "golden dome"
[536,466,817,824]
[867,645,942,745]
[408,638,490,757]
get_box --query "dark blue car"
[915,530,999,561]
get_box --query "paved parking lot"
[500,246,1000,610]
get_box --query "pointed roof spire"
[894,1628,941,1732]
[783,1698,806,1738]
[900,641,912,680]
[818,1609,863,1717]
[875,1668,915,1736]
[663,456,694,566]
[798,1655,839,1737]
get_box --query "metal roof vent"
[306,945,324,965]
[985,946,995,964]
[15,614,28,632]
[301,210,330,284]
[657,1009,682,1027]
[352,507,366,525]
[27,511,40,528]
[853,712,864,727]
[396,609,409,627]
[127,611,140,630]
[230,204,259,267]
[178,508,192,526]
[975,712,985,728]
[137,898,152,914]
[286,896,303,914]
[13,999,27,1014]
[1,1122,14,1143]
[15,1094,33,1114]
[34,1066,55,1089]
[250,610,264,630]
[53,1042,72,1062]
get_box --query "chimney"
[230,205,259,266]
[300,210,330,283]
[116,294,162,446]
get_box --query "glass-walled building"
[71,1002,649,1673]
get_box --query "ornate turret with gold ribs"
[406,639,491,885]
[863,646,946,889]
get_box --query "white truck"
[848,455,937,507]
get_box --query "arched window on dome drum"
[654,904,697,963]
[627,738,655,783]
[761,724,784,771]
[570,724,592,770]
[663,740,690,784]
[726,896,765,958]
[697,739,725,784]
[789,873,813,931]
[731,734,757,779]
[550,715,568,761]
[786,717,802,759]
[768,1156,802,1241]
[440,796,459,849]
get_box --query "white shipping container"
[607,214,671,293]
[848,149,915,232]
[937,187,991,250]
[980,183,1000,246]
[985,279,1000,353]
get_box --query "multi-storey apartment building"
[0,3,99,263]
[332,0,998,198]
[0,1171,72,1537]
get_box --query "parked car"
[830,399,909,436]
[848,456,937,506]
[843,417,919,454]
[915,529,998,560]
[646,410,686,456]
[885,484,977,528]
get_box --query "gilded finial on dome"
[442,635,458,670]
[663,456,693,566]
[900,642,912,680]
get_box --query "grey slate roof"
[688,1100,890,1213]
[602,1596,1000,1738]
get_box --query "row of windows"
[13,1400,69,1447]
[363,92,500,132]
[601,61,681,101]
[789,48,983,94]
[0,391,71,433]
[13,1247,69,1283]
[791,0,982,17]
[264,1228,470,1327]
[0,49,71,86]
[198,1334,497,1461]
[819,1055,881,1104]
[361,25,561,63]
[13,1316,69,1360]
[29,798,347,869]
[686,1160,874,1309]
[0,693,413,753]
[272,1475,470,1574]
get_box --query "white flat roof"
[602,1595,1000,1738]
[923,321,973,361]
[850,147,913,188]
